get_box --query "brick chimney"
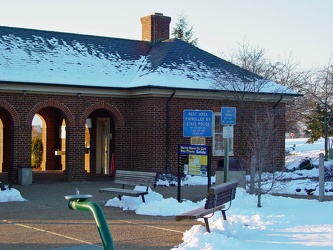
[140,13,171,42]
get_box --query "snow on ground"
[105,138,333,249]
[1,138,333,249]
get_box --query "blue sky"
[1,0,332,69]
[3,0,331,127]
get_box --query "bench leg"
[118,195,122,201]
[203,218,211,233]
[222,210,226,220]
[141,195,146,203]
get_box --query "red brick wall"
[0,91,286,183]
[164,98,286,175]
[116,96,285,175]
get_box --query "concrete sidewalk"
[0,174,208,250]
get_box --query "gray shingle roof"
[0,26,297,95]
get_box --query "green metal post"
[223,137,229,183]
[68,200,114,250]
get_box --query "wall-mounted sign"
[190,137,206,145]
[183,110,213,137]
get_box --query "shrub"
[31,138,43,168]
[325,165,333,181]
[298,157,314,170]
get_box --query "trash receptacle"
[18,166,32,185]
[216,157,246,188]
[217,158,244,171]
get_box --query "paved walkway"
[0,172,208,249]
[1,171,330,249]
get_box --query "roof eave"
[0,80,301,102]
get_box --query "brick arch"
[0,100,20,127]
[81,101,125,128]
[27,98,75,127]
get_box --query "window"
[212,113,234,156]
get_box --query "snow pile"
[0,187,25,202]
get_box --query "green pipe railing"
[65,193,114,250]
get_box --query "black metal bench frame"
[99,170,157,203]
[175,181,239,233]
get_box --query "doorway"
[96,118,111,175]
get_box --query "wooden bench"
[99,170,157,203]
[175,181,239,233]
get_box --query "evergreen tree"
[171,13,198,46]
[31,138,43,168]
[304,103,333,143]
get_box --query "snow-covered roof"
[0,26,297,95]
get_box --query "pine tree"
[304,103,333,143]
[171,14,198,46]
[31,138,43,168]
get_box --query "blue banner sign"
[178,144,209,155]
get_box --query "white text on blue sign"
[183,110,213,137]
[221,107,236,125]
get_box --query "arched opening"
[85,119,91,173]
[32,114,43,169]
[32,107,66,174]
[0,107,12,174]
[86,109,116,176]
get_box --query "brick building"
[0,13,299,183]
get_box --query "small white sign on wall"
[61,125,66,139]
[223,125,234,138]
